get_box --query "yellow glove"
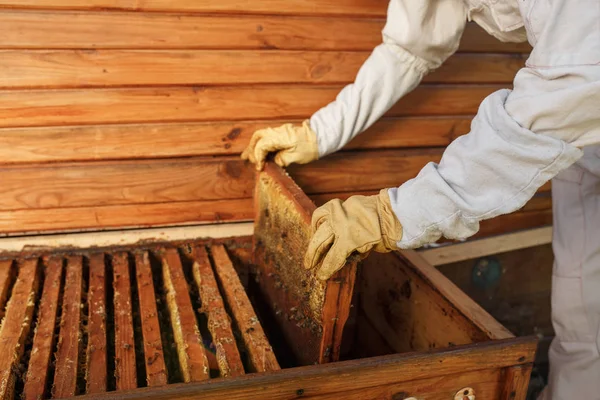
[304,189,403,280]
[241,120,319,171]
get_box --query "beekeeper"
[241,0,600,398]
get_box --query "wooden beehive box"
[0,163,538,400]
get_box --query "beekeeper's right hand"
[241,120,319,171]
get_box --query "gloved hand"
[241,120,319,171]
[304,189,403,280]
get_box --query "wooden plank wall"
[0,2,550,237]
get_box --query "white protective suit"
[307,0,600,399]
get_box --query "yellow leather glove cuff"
[304,189,403,281]
[241,120,319,171]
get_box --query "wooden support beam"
[0,85,500,128]
[76,338,537,400]
[419,226,553,266]
[112,252,137,391]
[0,258,39,400]
[0,0,391,17]
[0,158,254,211]
[0,222,254,253]
[23,256,63,399]
[86,253,108,394]
[0,117,469,164]
[501,365,534,400]
[160,248,210,382]
[134,251,168,387]
[52,255,83,398]
[192,246,245,377]
[210,244,279,373]
[1,51,522,89]
[0,12,530,52]
[0,261,14,322]
[0,10,384,51]
[0,201,254,237]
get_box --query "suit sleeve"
[309,0,468,157]
[387,0,599,249]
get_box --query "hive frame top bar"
[252,162,358,365]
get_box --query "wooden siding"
[0,3,544,237]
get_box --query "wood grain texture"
[521,194,552,211]
[76,338,537,400]
[0,85,501,128]
[0,258,39,400]
[0,51,522,89]
[305,369,503,400]
[425,53,525,83]
[501,365,534,400]
[460,24,532,53]
[191,246,245,378]
[22,256,63,400]
[347,116,472,150]
[86,253,107,394]
[0,50,367,88]
[397,251,515,340]
[0,199,254,236]
[0,0,391,17]
[290,149,443,194]
[0,150,436,211]
[112,252,137,391]
[475,209,552,240]
[160,248,210,382]
[0,117,470,164]
[0,261,14,322]
[320,260,358,362]
[211,244,279,372]
[134,251,168,387]
[0,157,253,211]
[52,255,83,399]
[0,12,531,53]
[360,252,490,354]
[0,157,551,236]
[437,244,554,342]
[0,152,551,213]
[0,10,383,51]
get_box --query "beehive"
[0,164,538,400]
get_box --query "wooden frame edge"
[418,226,553,266]
[0,222,254,253]
[76,337,537,400]
[396,250,516,341]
